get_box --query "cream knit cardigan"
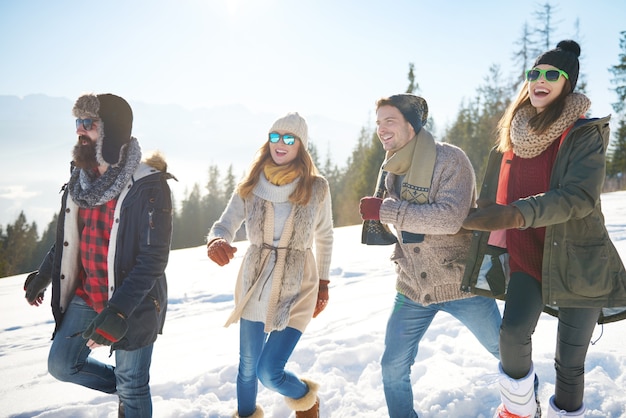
[208,174,333,332]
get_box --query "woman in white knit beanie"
[207,112,333,418]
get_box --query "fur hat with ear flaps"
[73,93,133,166]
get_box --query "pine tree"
[1,212,39,275]
[172,184,205,249]
[609,31,626,115]
[606,31,626,188]
[444,65,511,181]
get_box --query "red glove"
[313,280,329,318]
[359,197,383,221]
[207,239,237,266]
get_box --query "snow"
[2,191,626,418]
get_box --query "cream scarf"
[511,93,591,159]
[382,128,437,204]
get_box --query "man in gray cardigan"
[359,94,502,418]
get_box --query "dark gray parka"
[461,116,626,324]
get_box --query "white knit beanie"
[269,112,308,149]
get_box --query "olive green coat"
[461,116,626,324]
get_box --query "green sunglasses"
[525,68,569,82]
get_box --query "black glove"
[82,306,129,346]
[24,271,51,306]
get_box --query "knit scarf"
[510,93,591,159]
[382,128,437,204]
[263,161,299,186]
[69,138,142,208]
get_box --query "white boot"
[546,395,585,417]
[493,363,536,418]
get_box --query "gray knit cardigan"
[379,142,477,305]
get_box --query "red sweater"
[506,139,560,282]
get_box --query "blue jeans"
[237,319,308,417]
[48,296,154,417]
[381,293,501,418]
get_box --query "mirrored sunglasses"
[76,118,95,130]
[268,132,297,146]
[525,68,569,82]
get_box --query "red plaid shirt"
[75,198,117,313]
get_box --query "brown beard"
[72,136,99,170]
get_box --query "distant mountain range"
[0,94,361,230]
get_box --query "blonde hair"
[236,140,320,206]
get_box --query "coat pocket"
[565,241,612,297]
[476,245,509,298]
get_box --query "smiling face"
[527,64,567,113]
[376,105,416,153]
[269,130,301,165]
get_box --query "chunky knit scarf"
[69,138,142,208]
[263,161,299,186]
[511,93,591,159]
[382,128,437,204]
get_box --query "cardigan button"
[413,247,420,254]
[420,272,427,279]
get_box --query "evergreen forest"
[2,4,626,278]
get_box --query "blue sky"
[1,0,625,131]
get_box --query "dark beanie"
[534,40,581,92]
[386,94,429,134]
[72,93,133,165]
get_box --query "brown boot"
[296,397,319,418]
[232,405,264,418]
[118,400,125,418]
[285,378,320,418]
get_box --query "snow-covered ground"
[2,191,626,418]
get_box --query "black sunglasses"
[76,118,96,130]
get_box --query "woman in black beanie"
[462,40,626,417]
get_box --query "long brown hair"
[236,140,321,206]
[496,78,572,153]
